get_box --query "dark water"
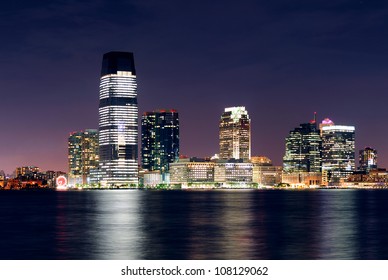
[0,189,388,260]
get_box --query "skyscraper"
[68,129,99,185]
[219,106,251,160]
[359,147,377,172]
[321,124,355,184]
[141,109,180,173]
[283,118,322,173]
[98,51,138,187]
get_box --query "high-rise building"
[219,106,251,160]
[141,109,179,173]
[68,129,99,185]
[68,132,82,179]
[98,51,138,187]
[321,124,355,184]
[359,147,377,172]
[283,118,322,174]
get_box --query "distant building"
[7,167,64,189]
[319,118,335,136]
[170,158,215,184]
[219,106,251,160]
[0,171,5,188]
[321,124,355,185]
[282,172,322,187]
[250,156,272,165]
[250,156,282,186]
[68,129,99,185]
[142,170,164,187]
[141,109,179,173]
[252,165,282,186]
[43,170,67,187]
[214,161,253,183]
[283,116,322,173]
[359,147,377,172]
[15,166,40,178]
[344,169,387,188]
[170,157,260,188]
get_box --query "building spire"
[310,112,317,124]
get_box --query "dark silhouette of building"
[141,109,179,173]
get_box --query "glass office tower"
[321,125,355,184]
[141,109,180,173]
[283,121,322,173]
[98,51,138,187]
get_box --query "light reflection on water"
[88,190,142,259]
[186,191,257,259]
[55,190,143,259]
[319,190,357,259]
[1,189,388,259]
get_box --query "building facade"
[252,165,282,186]
[98,51,138,187]
[141,109,179,173]
[219,106,251,160]
[344,168,387,188]
[321,125,355,185]
[214,161,253,183]
[68,129,99,185]
[170,158,260,188]
[170,158,215,184]
[282,172,322,187]
[359,147,377,172]
[283,120,322,173]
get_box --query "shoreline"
[1,185,388,191]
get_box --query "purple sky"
[1,0,388,174]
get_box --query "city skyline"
[1,0,388,173]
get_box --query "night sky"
[1,0,388,174]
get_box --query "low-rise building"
[170,158,257,188]
[170,158,215,184]
[282,172,322,187]
[343,169,387,188]
[142,170,170,187]
[214,161,252,183]
[253,165,282,186]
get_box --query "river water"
[0,189,387,259]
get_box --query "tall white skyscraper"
[98,51,138,187]
[219,106,251,160]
